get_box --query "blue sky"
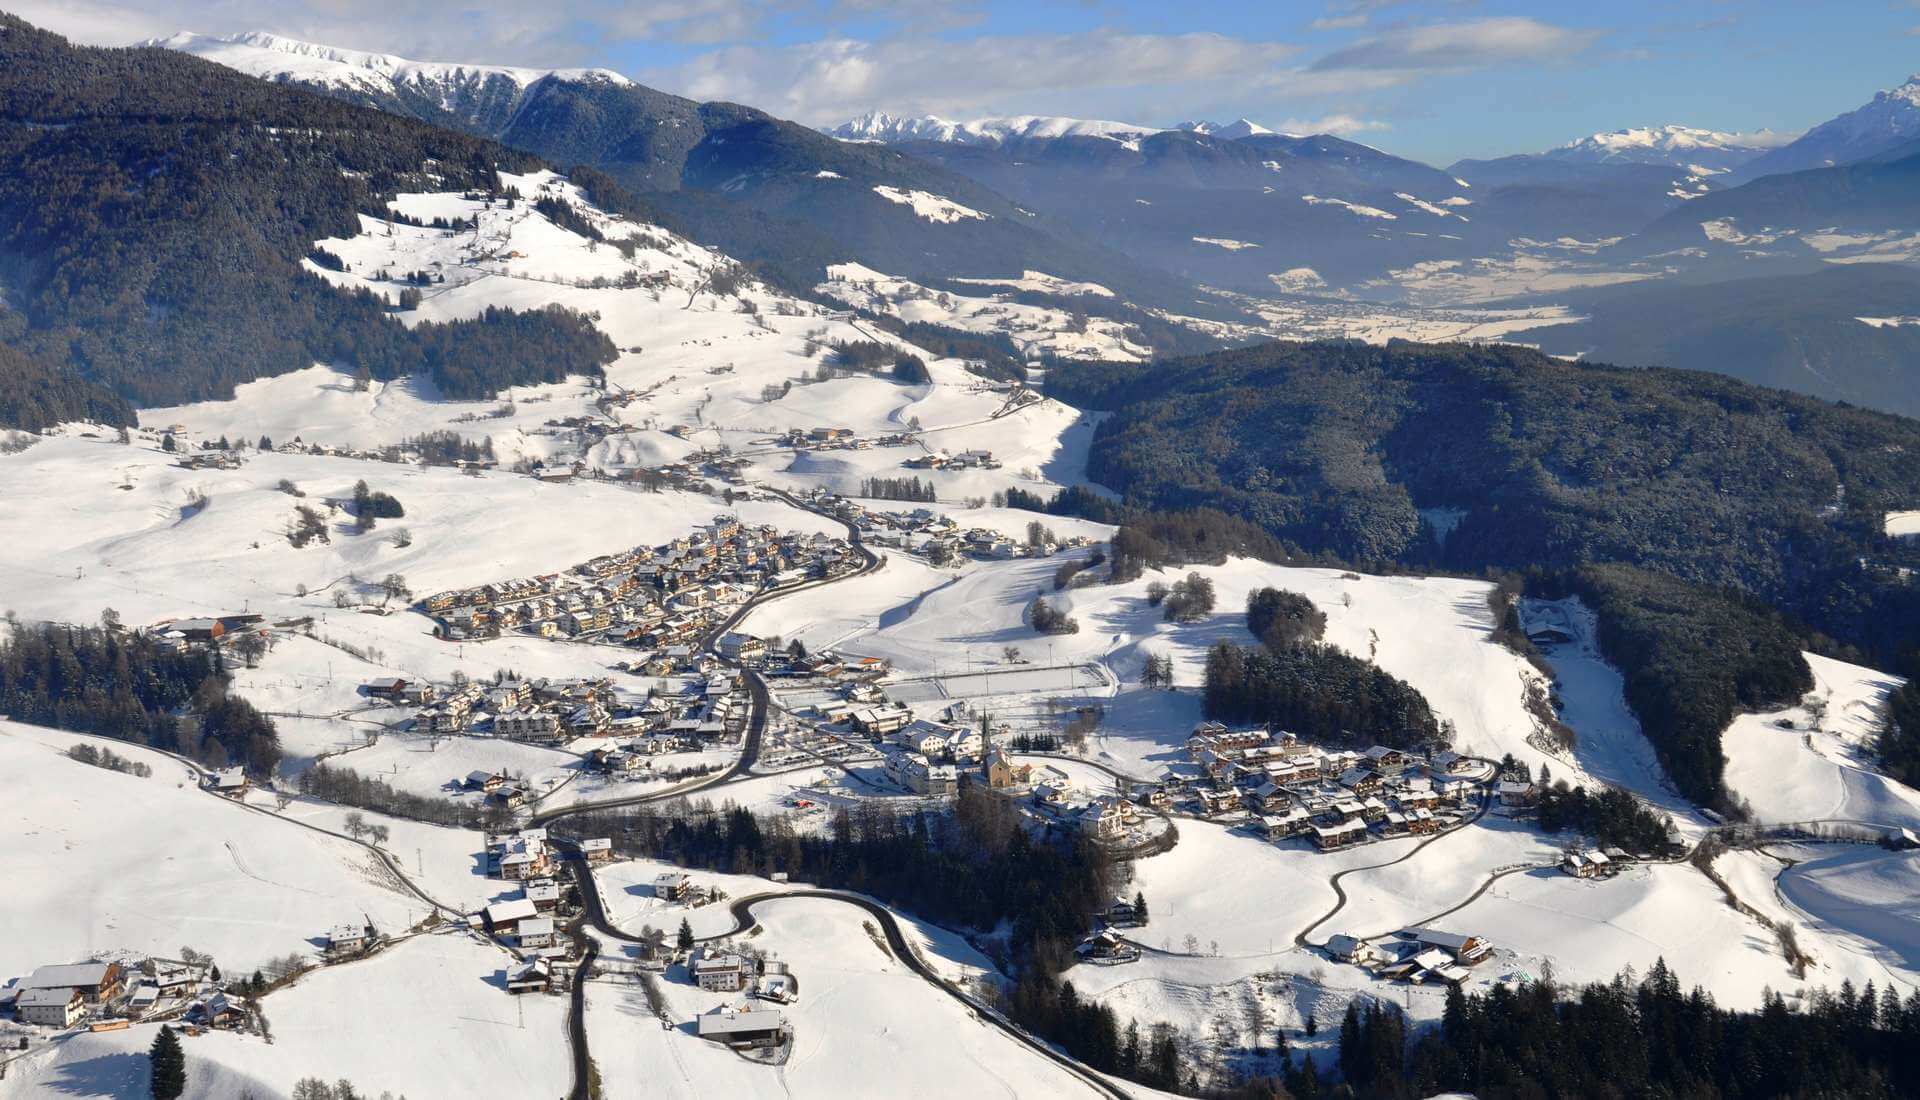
[25,0,1920,164]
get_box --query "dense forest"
[1046,340,1920,662]
[1201,639,1444,750]
[1544,565,1813,806]
[0,619,281,774]
[1265,961,1920,1100]
[0,343,132,431]
[0,17,613,407]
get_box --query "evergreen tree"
[676,918,694,951]
[149,1025,186,1100]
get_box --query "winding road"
[556,845,1131,1100]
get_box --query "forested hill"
[0,16,611,409]
[1049,341,1920,802]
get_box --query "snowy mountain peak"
[1545,124,1777,171]
[148,30,632,95]
[825,111,1159,146]
[1177,118,1285,141]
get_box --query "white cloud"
[652,30,1303,125]
[1312,16,1602,72]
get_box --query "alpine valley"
[2,11,1920,1100]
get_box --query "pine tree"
[677,918,694,951]
[149,1025,186,1100]
[1133,890,1147,922]
[161,433,177,453]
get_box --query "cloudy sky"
[16,0,1918,163]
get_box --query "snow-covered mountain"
[827,111,1160,146]
[1543,124,1777,173]
[1737,74,1920,178]
[824,112,1298,148]
[1177,118,1284,141]
[151,30,629,97]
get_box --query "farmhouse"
[484,897,539,936]
[1400,926,1493,966]
[16,986,85,1027]
[654,871,695,901]
[579,837,614,864]
[16,961,124,1005]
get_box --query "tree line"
[0,618,281,774]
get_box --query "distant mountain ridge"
[1737,75,1920,178]
[824,112,1291,147]
[1543,124,1778,172]
[152,30,1208,311]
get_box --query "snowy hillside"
[1739,74,1920,177]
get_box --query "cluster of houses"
[1327,926,1495,988]
[3,958,237,1032]
[1179,724,1490,851]
[382,667,752,766]
[806,492,1095,563]
[902,448,1000,471]
[417,514,855,648]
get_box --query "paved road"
[1293,792,1493,948]
[562,921,601,1100]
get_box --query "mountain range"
[154,30,1205,314]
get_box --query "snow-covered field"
[592,896,1103,1100]
[1722,653,1919,830]
[0,723,450,983]
[839,553,1555,777]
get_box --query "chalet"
[326,923,369,958]
[1195,787,1241,816]
[693,950,750,992]
[1326,934,1383,965]
[1496,780,1537,808]
[654,871,694,901]
[464,770,507,794]
[16,987,84,1027]
[206,766,250,797]
[696,1003,787,1047]
[1258,808,1312,840]
[1076,930,1141,964]
[1561,849,1614,879]
[505,959,551,994]
[579,837,614,865]
[490,785,528,809]
[1312,819,1368,850]
[517,917,556,949]
[1400,926,1492,966]
[364,676,411,700]
[195,991,247,1028]
[1363,746,1417,774]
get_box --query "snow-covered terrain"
[871,186,988,223]
[153,30,629,96]
[1722,653,1918,830]
[830,111,1159,147]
